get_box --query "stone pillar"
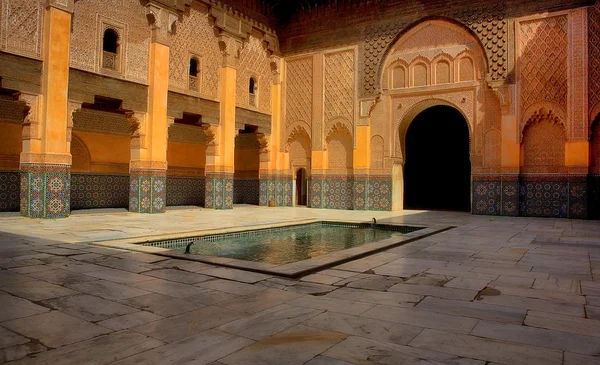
[129,4,178,213]
[353,124,370,210]
[498,85,520,216]
[20,1,74,218]
[205,35,240,209]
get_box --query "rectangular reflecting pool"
[137,221,448,277]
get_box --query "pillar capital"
[218,35,243,69]
[46,0,74,13]
[270,56,282,85]
[145,3,180,46]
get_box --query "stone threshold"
[82,219,453,278]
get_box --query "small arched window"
[189,57,199,91]
[249,77,257,107]
[102,28,119,71]
[189,58,199,77]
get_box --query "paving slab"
[444,277,490,291]
[120,293,202,317]
[387,283,478,301]
[97,311,163,331]
[130,277,210,298]
[491,275,534,288]
[220,325,347,365]
[84,268,154,284]
[409,328,562,365]
[471,320,600,355]
[304,356,355,365]
[186,290,239,306]
[41,294,138,322]
[96,259,161,274]
[361,305,478,334]
[5,330,163,365]
[0,342,46,363]
[219,289,303,314]
[476,291,585,316]
[0,326,29,349]
[304,311,423,345]
[524,310,600,338]
[289,295,375,315]
[111,329,253,365]
[197,279,266,295]
[326,287,422,307]
[2,311,112,348]
[563,352,600,365]
[301,273,343,285]
[415,296,526,324]
[200,267,272,284]
[143,268,213,284]
[324,335,484,365]
[67,279,151,301]
[131,305,244,343]
[0,293,50,322]
[0,280,78,301]
[217,304,324,341]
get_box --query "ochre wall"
[74,131,129,174]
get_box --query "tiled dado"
[589,175,600,219]
[259,174,293,207]
[0,171,20,212]
[205,172,233,209]
[234,178,259,205]
[166,177,205,207]
[473,175,588,219]
[309,175,393,211]
[129,169,166,214]
[71,174,129,210]
[20,164,71,218]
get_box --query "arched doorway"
[403,105,471,211]
[296,168,308,206]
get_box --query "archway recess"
[403,105,471,211]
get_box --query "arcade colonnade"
[0,0,599,219]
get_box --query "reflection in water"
[190,225,403,265]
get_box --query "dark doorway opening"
[404,105,471,211]
[296,168,308,206]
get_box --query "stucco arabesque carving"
[145,1,184,46]
[19,93,40,141]
[126,111,147,149]
[285,123,311,153]
[520,102,567,143]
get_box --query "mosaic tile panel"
[367,176,392,211]
[233,179,259,205]
[324,176,353,210]
[519,178,568,218]
[166,177,205,207]
[501,178,519,217]
[589,175,600,219]
[129,170,166,214]
[20,164,70,218]
[70,174,129,210]
[569,178,588,219]
[353,176,367,211]
[258,174,293,207]
[308,176,324,208]
[205,172,233,209]
[0,171,20,212]
[472,177,502,216]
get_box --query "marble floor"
[0,206,600,364]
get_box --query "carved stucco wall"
[360,2,507,97]
[0,0,44,59]
[284,57,313,141]
[324,49,355,133]
[70,0,151,84]
[518,15,568,141]
[590,2,600,127]
[522,119,567,174]
[236,35,271,115]
[169,2,220,100]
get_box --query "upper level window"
[102,28,119,71]
[249,77,257,107]
[189,57,199,91]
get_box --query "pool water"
[187,223,405,265]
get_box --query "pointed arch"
[71,133,91,173]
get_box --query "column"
[309,54,326,208]
[204,35,240,209]
[20,0,74,218]
[498,85,520,216]
[129,4,178,213]
[353,124,370,210]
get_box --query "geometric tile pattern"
[70,174,129,210]
[0,171,20,212]
[233,179,259,205]
[20,164,71,218]
[259,174,293,207]
[309,175,393,211]
[129,170,167,214]
[166,177,205,207]
[205,172,233,210]
[472,174,590,219]
[589,175,600,220]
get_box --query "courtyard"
[0,206,600,364]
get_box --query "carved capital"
[67,101,82,144]
[219,35,242,69]
[270,56,282,85]
[257,133,269,154]
[46,0,74,13]
[127,112,147,149]
[19,93,40,141]
[146,3,180,46]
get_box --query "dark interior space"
[404,105,471,211]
